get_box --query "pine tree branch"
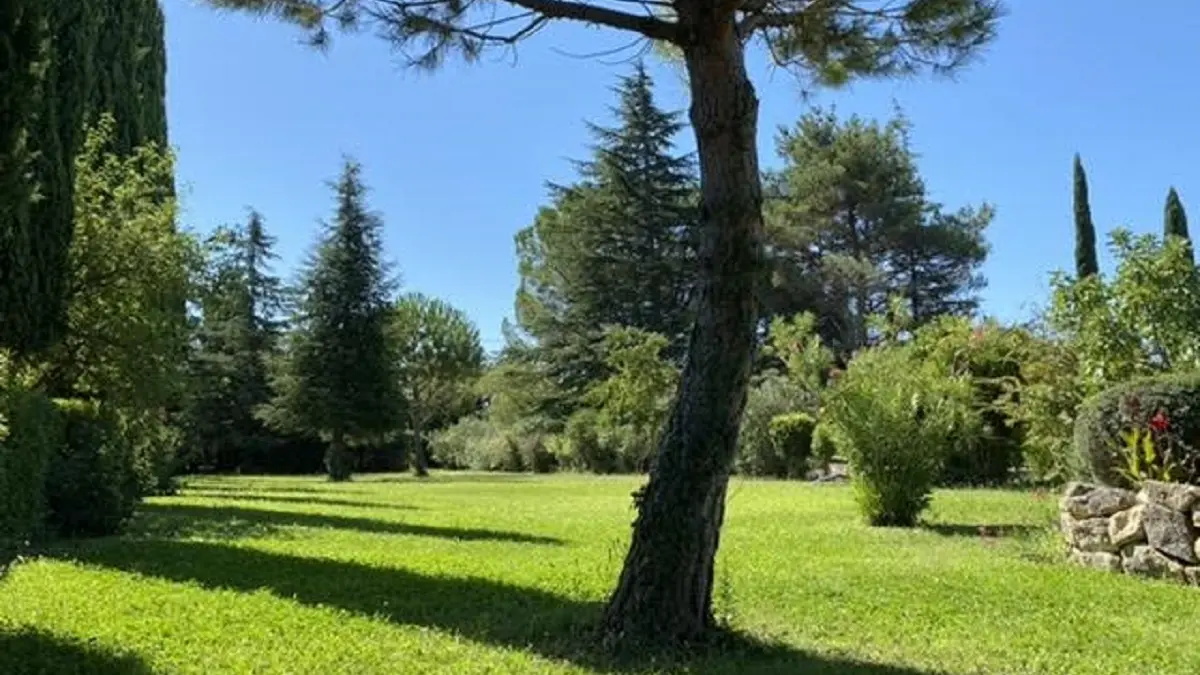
[503,0,677,39]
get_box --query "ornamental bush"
[1074,372,1200,487]
[824,345,978,526]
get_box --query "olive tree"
[206,0,1003,648]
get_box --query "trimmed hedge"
[45,399,140,537]
[0,386,62,557]
[767,412,817,479]
[1075,372,1200,487]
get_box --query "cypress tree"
[0,1,47,354]
[1164,187,1193,263]
[1073,153,1099,278]
[260,160,403,481]
[5,0,171,355]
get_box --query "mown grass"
[0,473,1196,674]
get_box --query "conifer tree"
[515,63,697,406]
[1074,154,1099,278]
[259,160,402,481]
[1164,187,1193,264]
[0,0,47,354]
[189,210,287,470]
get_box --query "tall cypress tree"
[0,1,48,354]
[4,0,171,355]
[515,63,697,407]
[1164,187,1193,263]
[1073,153,1099,278]
[260,160,402,481]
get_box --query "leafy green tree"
[207,0,1001,648]
[1164,187,1192,264]
[38,116,197,494]
[188,210,287,471]
[390,293,484,477]
[1073,154,1099,278]
[260,159,402,481]
[43,116,194,410]
[515,62,697,405]
[583,328,680,471]
[766,108,991,354]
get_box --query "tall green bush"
[44,399,139,538]
[735,374,814,478]
[0,379,62,558]
[825,345,977,526]
[910,317,1027,486]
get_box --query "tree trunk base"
[599,472,729,652]
[325,443,353,482]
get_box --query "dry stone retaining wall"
[1060,480,1200,584]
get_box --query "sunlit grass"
[0,473,1194,674]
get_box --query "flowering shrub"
[1075,372,1200,486]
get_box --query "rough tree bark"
[326,428,353,481]
[601,9,762,647]
[411,413,429,478]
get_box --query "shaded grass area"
[1,474,1198,674]
[0,627,155,675]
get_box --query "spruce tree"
[189,210,287,470]
[515,63,697,407]
[1164,187,1193,264]
[1073,154,1099,278]
[260,160,402,481]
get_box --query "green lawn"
[0,473,1195,674]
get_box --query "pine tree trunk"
[411,416,429,478]
[601,18,762,649]
[326,429,353,482]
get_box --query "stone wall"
[1060,480,1200,584]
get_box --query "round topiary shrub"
[767,412,816,478]
[1075,372,1200,487]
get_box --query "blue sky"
[165,0,1200,352]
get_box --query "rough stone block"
[1144,502,1198,564]
[1122,545,1185,580]
[1070,550,1122,574]
[1138,481,1200,512]
[1063,486,1138,520]
[1109,504,1147,549]
[1064,516,1117,553]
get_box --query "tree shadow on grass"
[178,482,365,496]
[129,503,563,546]
[180,491,420,512]
[920,523,1046,539]
[0,626,155,674]
[62,539,941,675]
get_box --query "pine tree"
[1074,154,1099,278]
[188,210,287,471]
[515,63,697,407]
[260,160,402,481]
[1164,187,1193,264]
[766,107,990,354]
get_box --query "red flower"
[1150,411,1170,434]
